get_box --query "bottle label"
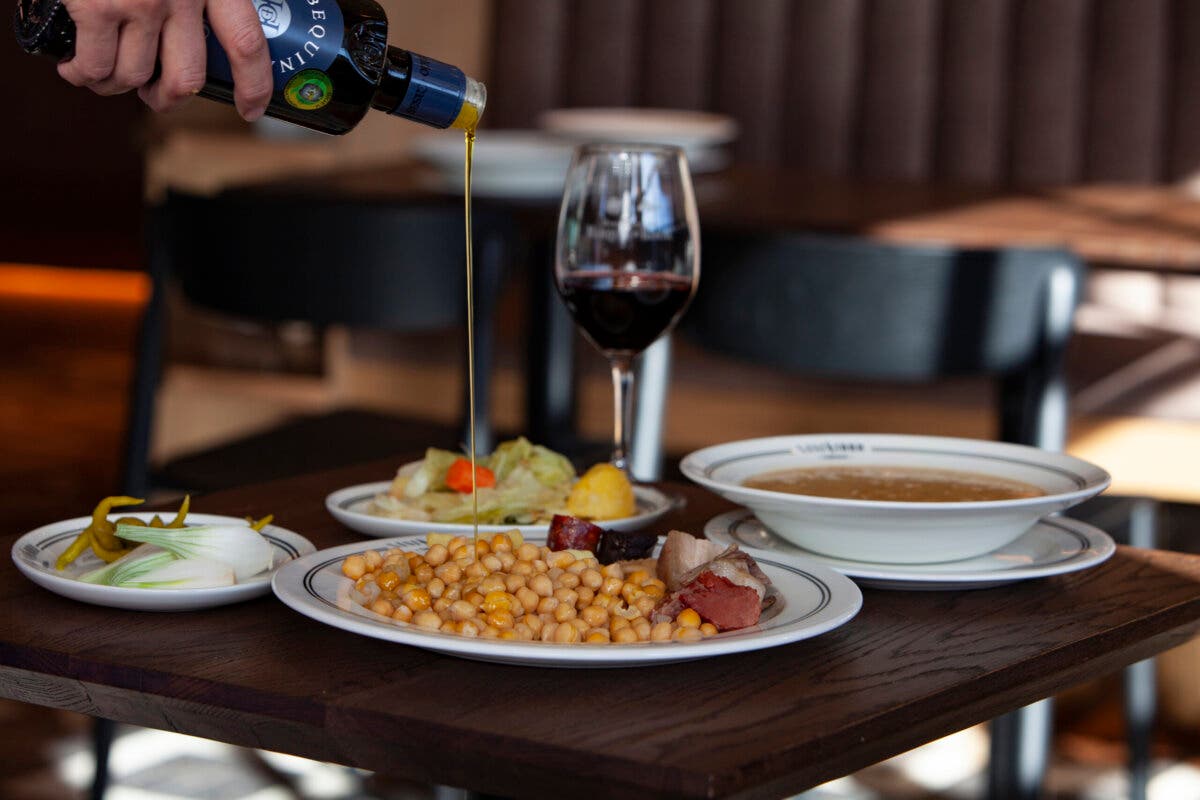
[206,0,344,93]
[393,54,465,128]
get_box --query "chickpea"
[441,620,460,634]
[553,588,579,610]
[569,617,590,634]
[533,559,549,573]
[540,622,559,642]
[449,600,477,621]
[376,570,401,592]
[414,563,434,584]
[435,562,462,583]
[566,560,588,576]
[475,539,491,557]
[424,544,449,567]
[517,543,539,562]
[522,614,544,635]
[650,622,674,642]
[487,610,516,630]
[364,550,383,569]
[464,561,488,580]
[600,563,624,579]
[413,610,442,629]
[446,536,468,552]
[515,587,540,613]
[426,577,446,599]
[510,561,534,577]
[634,595,657,617]
[341,554,367,579]
[442,584,462,602]
[626,569,650,586]
[529,574,554,597]
[593,593,615,610]
[478,574,507,595]
[575,586,595,607]
[490,533,513,552]
[553,623,580,643]
[432,597,451,613]
[481,591,513,614]
[370,598,394,617]
[402,588,432,612]
[408,555,424,573]
[452,545,473,561]
[537,596,559,615]
[642,584,665,600]
[465,590,485,606]
[504,573,527,594]
[553,603,577,623]
[580,605,608,627]
[609,616,631,633]
[392,605,414,623]
[601,577,623,596]
[459,619,480,637]
[480,625,501,639]
[498,552,516,570]
[676,608,702,629]
[674,627,703,642]
[613,626,638,644]
[585,630,610,644]
[382,554,405,568]
[549,551,575,569]
[700,623,718,637]
[634,620,652,641]
[481,554,503,573]
[514,623,535,641]
[556,572,581,590]
[580,568,603,590]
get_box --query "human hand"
[55,0,273,121]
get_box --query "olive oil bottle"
[14,0,485,134]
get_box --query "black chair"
[96,189,507,800]
[641,232,1090,799]
[121,189,507,498]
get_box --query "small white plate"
[704,510,1116,590]
[325,482,677,539]
[12,512,316,611]
[272,535,861,667]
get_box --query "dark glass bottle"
[13,0,485,135]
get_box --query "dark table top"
[5,460,1200,799]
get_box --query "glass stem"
[610,354,635,475]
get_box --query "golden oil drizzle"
[464,125,478,547]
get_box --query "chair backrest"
[631,234,1084,479]
[160,190,472,330]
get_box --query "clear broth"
[743,465,1046,503]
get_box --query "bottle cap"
[13,0,76,58]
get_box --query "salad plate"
[704,510,1115,590]
[12,512,315,611]
[325,482,676,539]
[272,535,862,667]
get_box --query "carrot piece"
[445,458,496,493]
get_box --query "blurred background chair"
[121,189,507,498]
[635,232,1090,799]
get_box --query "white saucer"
[704,510,1115,590]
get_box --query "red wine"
[558,271,693,354]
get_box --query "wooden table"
[4,460,1200,799]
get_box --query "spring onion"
[80,548,235,588]
[115,523,273,580]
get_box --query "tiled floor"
[6,271,1200,799]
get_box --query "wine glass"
[554,144,701,475]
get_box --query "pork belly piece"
[654,533,774,631]
[656,530,728,591]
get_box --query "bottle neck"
[371,46,485,130]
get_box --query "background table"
[4,460,1200,798]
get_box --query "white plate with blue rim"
[704,509,1115,590]
[325,479,676,540]
[681,434,1110,564]
[11,512,315,611]
[272,534,862,667]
